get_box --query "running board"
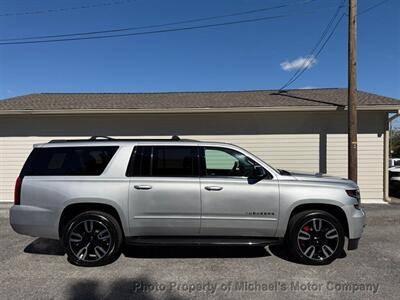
[125,236,282,247]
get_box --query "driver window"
[204,147,256,177]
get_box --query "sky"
[0,0,399,105]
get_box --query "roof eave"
[0,105,399,115]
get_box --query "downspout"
[385,110,400,203]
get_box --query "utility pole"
[348,0,358,182]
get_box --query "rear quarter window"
[21,146,118,176]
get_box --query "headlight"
[346,189,361,208]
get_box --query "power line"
[0,0,387,46]
[280,14,345,91]
[0,0,323,42]
[278,0,392,90]
[278,1,345,91]
[0,14,288,45]
[0,0,138,17]
[358,0,391,15]
[343,0,391,16]
[0,2,345,46]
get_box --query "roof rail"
[171,135,180,141]
[49,136,113,143]
[48,135,197,143]
[89,136,114,141]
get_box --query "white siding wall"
[0,133,383,202]
[327,134,384,200]
[0,137,60,201]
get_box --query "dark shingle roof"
[0,88,398,112]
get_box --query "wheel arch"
[284,203,349,238]
[58,202,126,239]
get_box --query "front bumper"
[10,205,59,239]
[342,204,366,248]
[348,238,360,250]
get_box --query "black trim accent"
[125,146,137,177]
[348,238,359,250]
[149,146,154,176]
[125,236,282,247]
[196,146,202,177]
[199,146,206,177]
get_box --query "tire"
[62,210,123,267]
[286,210,345,265]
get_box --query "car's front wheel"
[287,210,345,265]
[62,211,123,267]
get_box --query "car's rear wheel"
[287,210,344,265]
[62,211,123,267]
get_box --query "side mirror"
[253,165,267,178]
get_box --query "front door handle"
[205,186,223,191]
[134,185,152,190]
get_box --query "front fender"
[275,182,356,238]
[276,198,346,237]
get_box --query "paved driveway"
[0,204,399,300]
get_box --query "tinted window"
[130,146,151,177]
[203,147,258,177]
[128,146,198,177]
[21,146,118,176]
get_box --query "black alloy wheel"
[287,210,345,265]
[62,211,123,267]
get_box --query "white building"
[0,88,399,202]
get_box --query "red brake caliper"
[301,225,311,247]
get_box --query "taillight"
[14,176,23,205]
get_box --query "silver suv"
[10,136,365,267]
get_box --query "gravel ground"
[0,203,399,300]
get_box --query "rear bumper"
[10,205,59,239]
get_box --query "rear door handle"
[134,185,152,190]
[205,186,223,191]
